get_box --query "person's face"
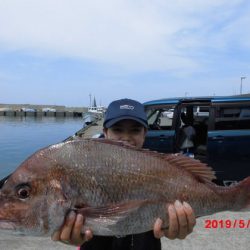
[103,119,147,148]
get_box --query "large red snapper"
[0,139,249,236]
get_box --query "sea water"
[0,116,83,179]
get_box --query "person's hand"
[51,211,93,246]
[153,200,196,240]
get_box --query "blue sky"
[0,0,250,107]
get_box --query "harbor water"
[0,116,83,179]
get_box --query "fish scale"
[0,138,249,236]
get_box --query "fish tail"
[238,177,250,211]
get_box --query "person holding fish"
[52,98,196,249]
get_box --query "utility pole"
[240,77,246,95]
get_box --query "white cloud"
[0,0,249,73]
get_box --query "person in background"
[52,98,196,250]
[178,112,196,158]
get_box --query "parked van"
[143,96,250,185]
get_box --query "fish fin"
[162,154,216,183]
[90,138,216,183]
[91,138,137,148]
[238,177,250,210]
[76,200,151,218]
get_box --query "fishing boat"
[87,106,105,114]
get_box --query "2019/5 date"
[205,219,250,229]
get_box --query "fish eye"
[16,185,31,199]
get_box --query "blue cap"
[103,99,148,128]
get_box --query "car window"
[214,106,250,130]
[145,106,175,130]
[195,106,209,116]
[239,108,250,118]
[179,105,210,125]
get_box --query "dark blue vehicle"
[143,96,250,185]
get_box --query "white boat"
[88,106,105,114]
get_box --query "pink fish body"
[0,139,249,236]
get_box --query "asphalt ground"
[0,211,249,250]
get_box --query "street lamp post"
[240,77,246,95]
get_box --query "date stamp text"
[204,219,250,229]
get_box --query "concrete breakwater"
[0,104,88,117]
[0,110,83,117]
